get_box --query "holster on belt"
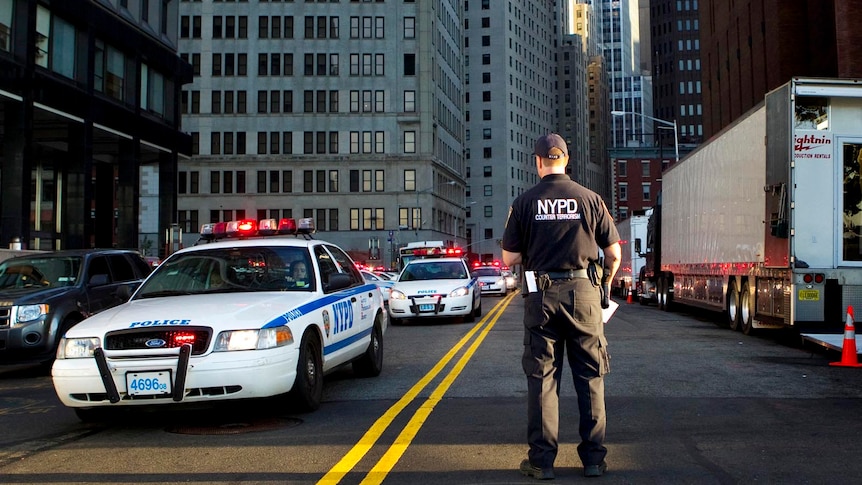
[587,261,603,288]
[537,273,552,291]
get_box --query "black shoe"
[583,461,608,478]
[519,459,555,480]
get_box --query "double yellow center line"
[317,292,518,485]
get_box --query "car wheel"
[353,318,384,377]
[464,302,475,323]
[290,331,323,412]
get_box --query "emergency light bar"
[199,217,315,241]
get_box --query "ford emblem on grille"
[145,338,167,348]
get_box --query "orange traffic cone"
[830,306,862,368]
[626,288,633,304]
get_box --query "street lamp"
[611,110,679,163]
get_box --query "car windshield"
[135,246,313,298]
[400,261,467,281]
[0,256,82,289]
[473,267,502,277]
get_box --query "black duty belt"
[538,269,589,280]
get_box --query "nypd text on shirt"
[535,198,581,221]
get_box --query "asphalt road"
[2,293,862,484]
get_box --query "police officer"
[502,133,620,479]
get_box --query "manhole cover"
[165,417,302,435]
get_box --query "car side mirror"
[327,273,352,291]
[116,284,133,301]
[88,274,110,287]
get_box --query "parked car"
[362,270,394,304]
[0,249,152,365]
[52,222,387,421]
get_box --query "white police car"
[472,264,508,297]
[361,270,394,304]
[52,218,387,420]
[387,257,481,324]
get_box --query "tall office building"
[562,0,612,204]
[0,0,191,252]
[600,0,654,150]
[649,0,703,147]
[177,1,466,268]
[462,0,557,262]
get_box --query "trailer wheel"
[727,281,741,331]
[659,276,673,312]
[740,282,755,335]
[657,278,666,310]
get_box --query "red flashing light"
[803,274,813,284]
[814,273,825,284]
[173,333,197,345]
[279,218,298,234]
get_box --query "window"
[95,41,126,101]
[483,185,492,196]
[404,17,415,38]
[404,169,416,191]
[619,183,628,201]
[618,160,627,176]
[404,131,416,153]
[642,183,651,201]
[403,54,415,75]
[404,90,416,112]
[641,160,650,177]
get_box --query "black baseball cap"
[534,133,568,159]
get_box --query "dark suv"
[0,249,152,365]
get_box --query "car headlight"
[57,337,101,359]
[497,278,506,286]
[213,327,293,351]
[390,289,407,300]
[15,304,49,325]
[449,286,469,297]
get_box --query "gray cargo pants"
[521,277,610,469]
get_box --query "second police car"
[387,256,481,324]
[51,218,387,420]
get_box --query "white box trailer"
[643,77,862,334]
[612,214,649,298]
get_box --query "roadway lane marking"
[317,292,517,485]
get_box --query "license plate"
[419,304,435,311]
[126,371,172,396]
[798,289,820,301]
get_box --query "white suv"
[387,258,481,323]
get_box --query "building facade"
[649,0,704,146]
[0,0,191,253]
[176,0,466,269]
[699,0,862,138]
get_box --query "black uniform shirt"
[502,174,619,271]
